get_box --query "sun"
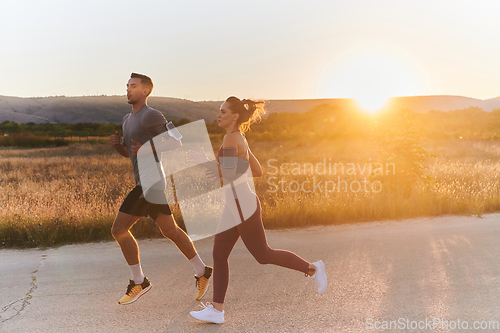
[355,92,390,113]
[318,46,428,114]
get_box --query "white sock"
[129,263,145,285]
[190,254,206,277]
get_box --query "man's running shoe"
[190,302,224,324]
[195,266,213,300]
[118,277,152,305]
[309,260,327,294]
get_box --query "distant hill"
[386,95,500,113]
[198,98,357,115]
[0,95,220,124]
[199,96,500,115]
[1,95,499,124]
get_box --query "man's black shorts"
[119,185,172,220]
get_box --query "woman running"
[187,96,327,324]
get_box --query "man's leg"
[111,211,152,304]
[155,212,197,259]
[111,211,141,265]
[155,212,213,300]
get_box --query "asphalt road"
[2,214,500,332]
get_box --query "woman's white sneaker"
[190,303,224,324]
[309,260,327,294]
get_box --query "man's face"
[126,78,149,105]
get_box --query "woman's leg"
[212,206,240,306]
[238,197,310,274]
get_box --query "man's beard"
[127,98,138,105]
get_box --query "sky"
[1,0,499,106]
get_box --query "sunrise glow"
[318,46,429,114]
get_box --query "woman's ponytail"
[226,96,266,133]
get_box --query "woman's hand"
[186,147,210,165]
[205,169,219,182]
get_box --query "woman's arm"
[218,134,240,183]
[222,134,262,178]
[248,149,262,177]
[186,147,221,180]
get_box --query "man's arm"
[151,136,182,154]
[143,113,182,155]
[132,136,181,157]
[109,131,129,158]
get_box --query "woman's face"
[217,101,238,128]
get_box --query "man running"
[109,73,212,304]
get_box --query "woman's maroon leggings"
[212,196,310,303]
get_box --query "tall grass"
[255,139,500,228]
[2,139,500,248]
[0,144,175,247]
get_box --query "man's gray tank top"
[121,105,167,185]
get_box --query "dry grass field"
[1,139,500,247]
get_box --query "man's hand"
[131,139,142,156]
[109,131,129,157]
[109,131,121,147]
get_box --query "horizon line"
[1,94,499,102]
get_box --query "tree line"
[0,119,192,147]
[2,106,500,147]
